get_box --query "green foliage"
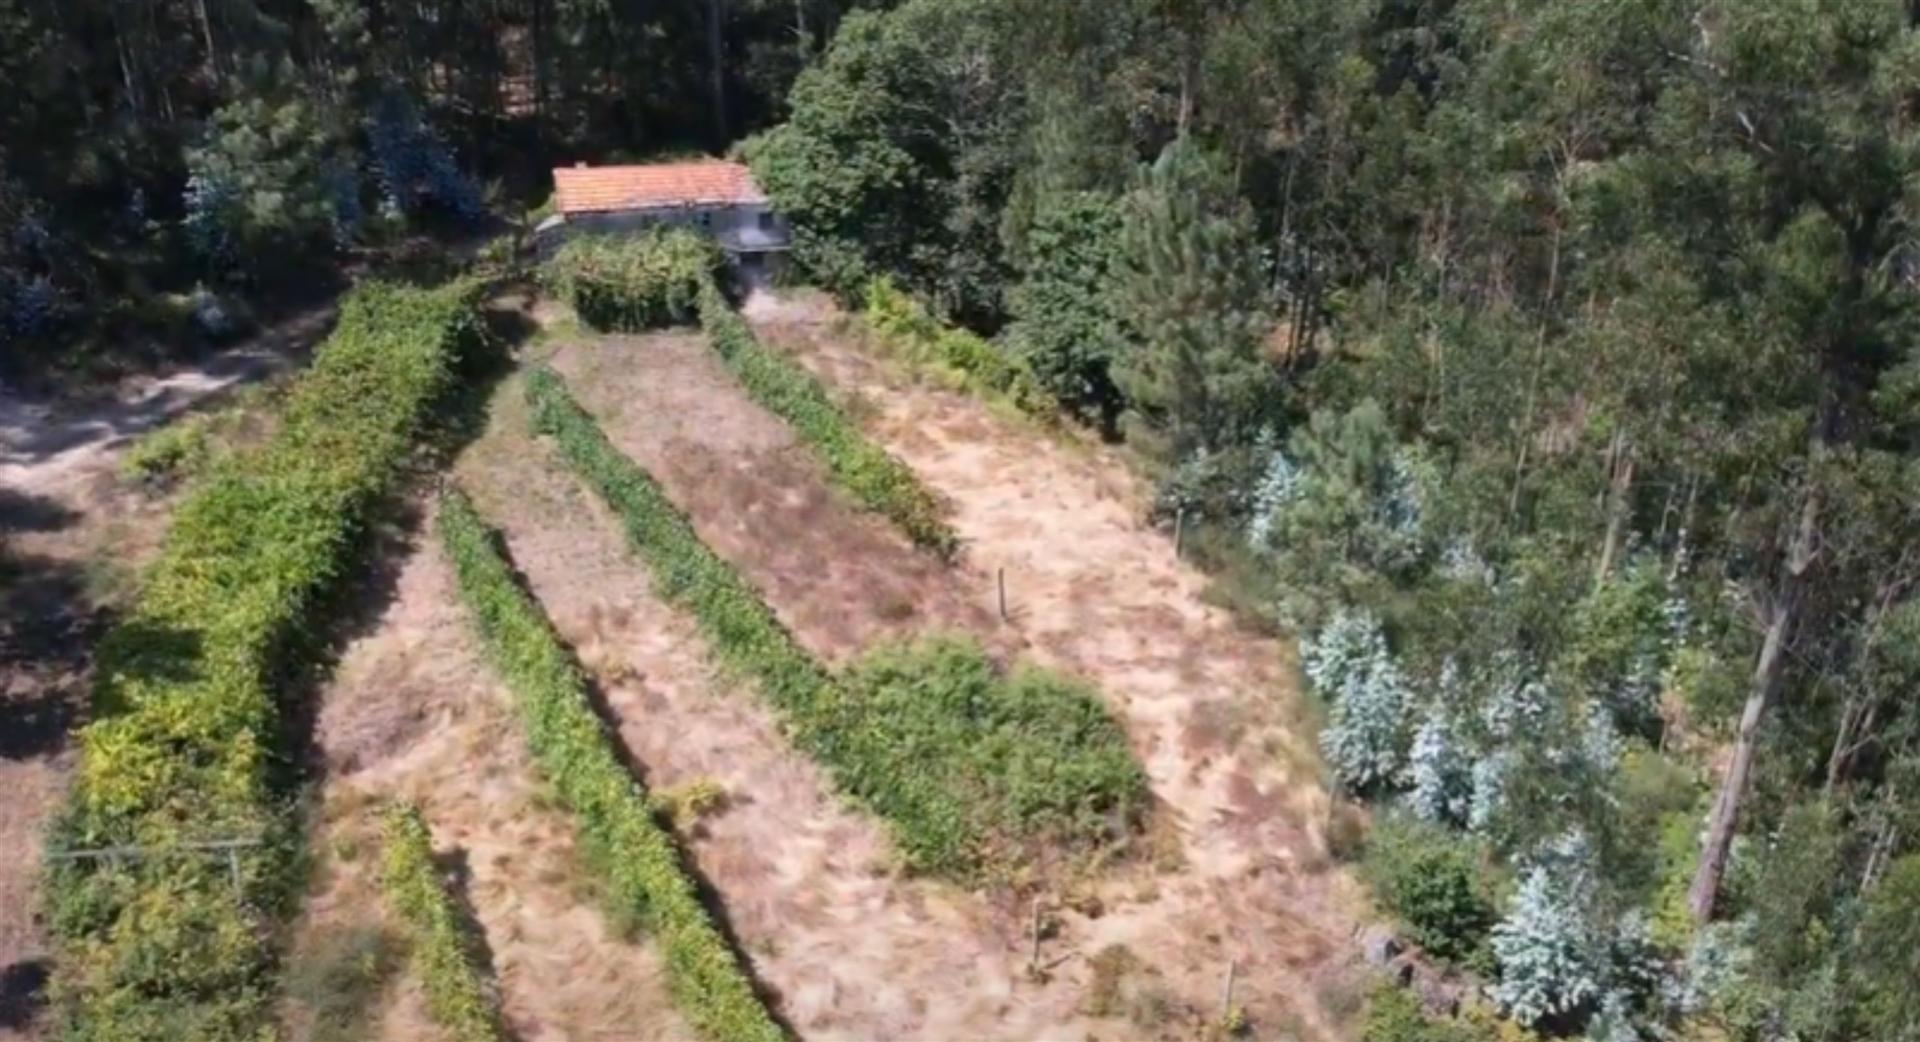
[543,230,721,332]
[1363,815,1499,967]
[837,635,1146,873]
[436,488,785,1042]
[119,414,216,485]
[183,74,352,270]
[1361,986,1486,1042]
[694,277,958,556]
[1855,854,1920,1038]
[525,370,1144,877]
[742,0,1024,323]
[860,278,1056,419]
[378,803,508,1042]
[1002,190,1127,422]
[281,924,402,1042]
[44,278,479,1042]
[1113,139,1275,454]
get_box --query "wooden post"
[1174,509,1186,560]
[1220,959,1236,1018]
[227,848,242,893]
[997,566,1008,621]
[1029,897,1042,973]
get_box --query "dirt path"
[0,309,330,1038]
[457,369,1109,1040]
[290,499,693,1042]
[746,292,1372,1040]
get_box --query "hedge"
[860,277,1056,420]
[436,488,785,1042]
[692,277,958,558]
[543,230,719,332]
[526,368,1145,877]
[44,278,481,1042]
[378,804,510,1042]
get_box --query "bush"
[120,414,216,485]
[281,925,401,1042]
[525,371,1143,876]
[837,636,1146,873]
[1363,815,1499,966]
[694,278,958,557]
[44,278,479,1042]
[544,230,721,332]
[378,804,508,1042]
[437,489,784,1042]
[861,278,1057,419]
[1362,985,1486,1042]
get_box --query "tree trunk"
[707,0,729,149]
[1689,478,1820,922]
[1595,430,1634,588]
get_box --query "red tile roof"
[551,160,767,214]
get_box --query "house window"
[757,211,777,232]
[698,211,713,229]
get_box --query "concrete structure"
[535,159,792,283]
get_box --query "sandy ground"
[288,498,694,1042]
[0,311,328,1038]
[740,290,1373,1040]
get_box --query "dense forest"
[7,1,1920,1041]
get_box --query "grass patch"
[44,278,480,1042]
[693,278,958,557]
[378,804,509,1042]
[526,368,1145,878]
[281,924,402,1042]
[437,488,784,1042]
[859,277,1056,420]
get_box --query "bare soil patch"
[748,292,1372,1041]
[289,500,692,1042]
[457,371,1119,1039]
[545,333,1008,667]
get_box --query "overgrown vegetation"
[436,487,785,1042]
[526,368,1144,877]
[692,277,957,557]
[43,278,479,1042]
[377,803,509,1042]
[543,230,720,332]
[859,278,1055,419]
[280,924,403,1042]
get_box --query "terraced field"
[5,277,1366,1042]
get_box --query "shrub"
[694,277,958,557]
[378,804,508,1042]
[1489,834,1608,1027]
[437,489,784,1042]
[525,371,1142,876]
[281,924,402,1042]
[1362,985,1485,1042]
[861,277,1056,419]
[544,230,721,332]
[1363,815,1499,966]
[120,414,216,485]
[44,278,479,1042]
[837,636,1147,873]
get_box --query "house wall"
[554,202,788,250]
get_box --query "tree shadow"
[0,959,49,1031]
[429,846,523,1042]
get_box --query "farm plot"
[287,497,692,1042]
[747,291,1373,1041]
[452,367,1121,1039]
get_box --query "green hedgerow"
[525,369,1144,877]
[437,489,784,1042]
[543,230,720,331]
[45,278,481,1042]
[693,277,958,557]
[861,277,1056,420]
[378,804,508,1042]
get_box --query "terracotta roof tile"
[551,160,767,214]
